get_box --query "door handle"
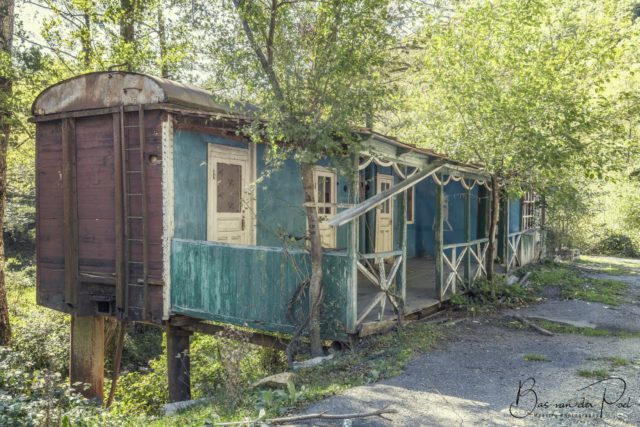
[242,217,245,231]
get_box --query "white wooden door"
[207,145,251,244]
[313,167,337,248]
[375,174,394,253]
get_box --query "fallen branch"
[212,405,397,426]
[268,404,397,424]
[511,315,554,336]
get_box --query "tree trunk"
[81,12,91,68]
[157,4,168,77]
[0,0,14,347]
[301,163,324,357]
[485,174,499,282]
[120,0,135,70]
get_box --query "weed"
[521,262,628,305]
[523,354,549,362]
[451,277,536,313]
[535,320,640,339]
[577,369,610,379]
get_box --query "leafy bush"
[593,231,638,258]
[451,277,534,311]
[0,347,101,426]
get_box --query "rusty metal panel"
[32,72,231,116]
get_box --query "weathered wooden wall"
[36,110,165,322]
[170,239,350,339]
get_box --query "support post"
[397,166,407,307]
[346,154,359,333]
[464,183,471,286]
[70,315,104,401]
[167,325,192,402]
[540,194,547,260]
[502,191,510,270]
[435,173,444,301]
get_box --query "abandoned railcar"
[32,71,544,401]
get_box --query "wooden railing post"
[346,153,359,333]
[435,173,444,300]
[397,165,408,308]
[464,183,471,286]
[502,191,510,271]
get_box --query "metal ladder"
[118,105,149,320]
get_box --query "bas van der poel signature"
[509,377,632,419]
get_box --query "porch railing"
[438,237,490,300]
[355,250,403,326]
[506,228,541,272]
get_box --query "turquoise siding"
[171,239,350,339]
[172,132,352,248]
[509,198,521,233]
[173,131,208,240]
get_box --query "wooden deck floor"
[357,257,441,323]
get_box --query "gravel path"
[295,259,640,426]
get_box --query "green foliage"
[577,368,610,379]
[0,347,101,426]
[535,319,640,339]
[593,232,639,258]
[205,0,407,167]
[451,277,535,312]
[525,261,628,306]
[523,354,549,362]
[150,323,439,426]
[6,266,70,374]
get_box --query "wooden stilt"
[70,315,105,401]
[167,325,192,402]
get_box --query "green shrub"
[593,232,638,258]
[0,347,101,426]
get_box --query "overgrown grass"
[450,277,537,313]
[535,320,640,339]
[519,261,628,306]
[523,354,549,362]
[574,256,640,275]
[149,322,440,426]
[577,368,610,379]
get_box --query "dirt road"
[297,258,640,426]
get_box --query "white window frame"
[406,186,415,224]
[312,166,337,248]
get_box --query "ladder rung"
[126,170,141,174]
[128,238,144,242]
[127,216,143,219]
[125,147,141,151]
[128,261,144,265]
[127,193,144,196]
[124,125,139,129]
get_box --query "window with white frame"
[313,166,337,247]
[406,187,415,224]
[522,191,537,230]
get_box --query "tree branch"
[231,0,284,102]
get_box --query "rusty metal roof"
[32,71,235,116]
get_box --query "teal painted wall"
[172,133,353,249]
[509,198,521,233]
[171,239,350,338]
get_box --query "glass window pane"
[324,176,332,204]
[407,188,414,221]
[217,162,242,213]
